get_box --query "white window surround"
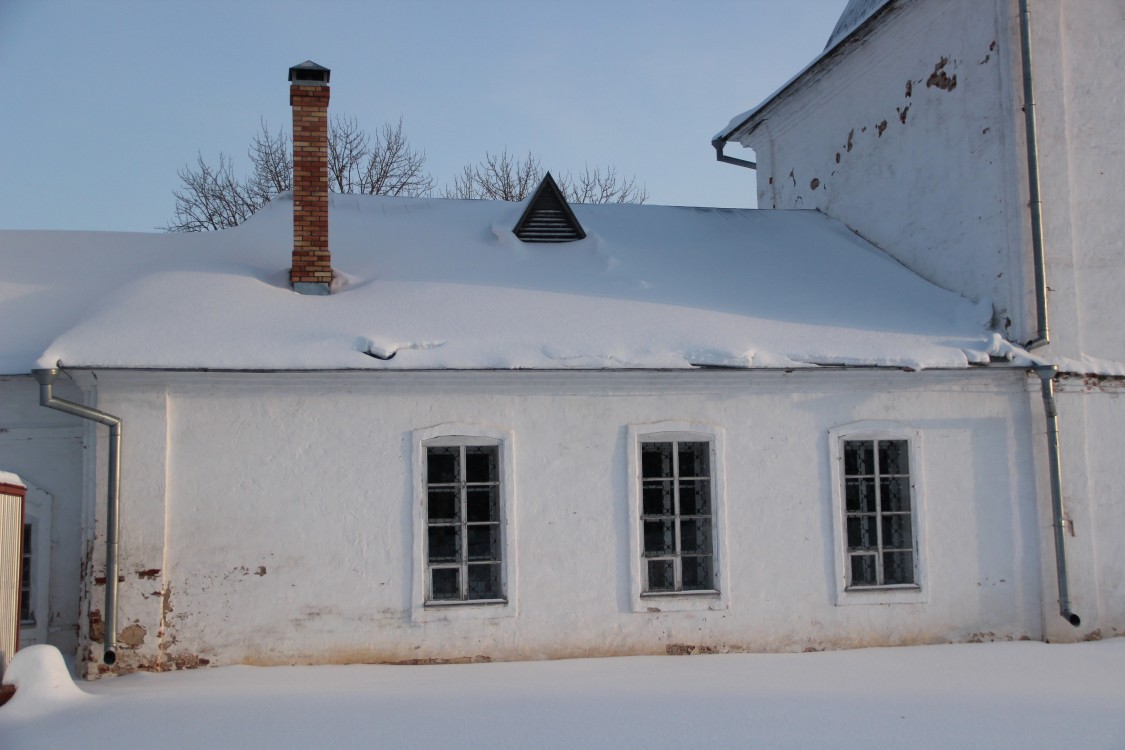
[627,422,728,613]
[828,421,928,606]
[410,424,517,622]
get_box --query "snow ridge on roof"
[0,193,1002,374]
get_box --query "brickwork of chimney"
[290,83,331,289]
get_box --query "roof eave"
[713,0,897,147]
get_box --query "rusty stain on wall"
[905,80,913,98]
[810,178,820,190]
[846,129,855,152]
[136,568,161,580]
[897,105,910,124]
[876,120,888,137]
[255,565,267,576]
[926,57,958,91]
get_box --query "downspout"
[32,368,123,664]
[712,138,757,170]
[1035,365,1081,627]
[1020,2,1077,628]
[1019,0,1050,349]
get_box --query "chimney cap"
[289,60,330,85]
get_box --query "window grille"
[20,523,33,625]
[640,440,715,592]
[843,439,915,587]
[425,445,503,602]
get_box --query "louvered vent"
[513,173,586,243]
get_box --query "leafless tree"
[443,149,543,201]
[164,117,433,231]
[246,120,291,205]
[328,116,434,196]
[443,148,646,204]
[557,165,647,204]
[163,152,259,232]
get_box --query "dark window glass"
[425,443,504,603]
[647,560,675,592]
[640,439,715,593]
[431,568,460,600]
[642,482,674,516]
[427,448,458,484]
[641,442,673,479]
[843,438,916,588]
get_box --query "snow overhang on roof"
[0,192,1014,374]
[713,0,896,148]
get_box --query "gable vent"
[513,173,586,243]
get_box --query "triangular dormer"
[513,173,586,242]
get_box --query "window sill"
[641,589,720,598]
[635,589,726,613]
[424,598,508,608]
[844,584,920,592]
[412,597,517,623]
[836,583,927,606]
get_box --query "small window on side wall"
[627,423,727,613]
[411,425,517,622]
[829,423,926,605]
[425,444,503,602]
[640,440,715,593]
[843,439,914,587]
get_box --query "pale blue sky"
[0,0,847,231]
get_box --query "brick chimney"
[288,61,332,295]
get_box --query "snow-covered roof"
[714,0,895,145]
[0,193,1008,374]
[0,470,25,488]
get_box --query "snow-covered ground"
[3,640,1124,749]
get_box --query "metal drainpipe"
[712,138,757,170]
[1019,0,1050,349]
[1035,366,1081,627]
[32,368,123,664]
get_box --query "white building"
[1,0,1121,677]
[714,0,1125,644]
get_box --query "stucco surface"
[74,369,1051,672]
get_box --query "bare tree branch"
[247,120,291,204]
[360,118,435,196]
[162,152,258,232]
[166,124,644,232]
[443,149,646,204]
[165,116,433,231]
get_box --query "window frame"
[829,422,927,606]
[627,422,728,613]
[411,425,517,622]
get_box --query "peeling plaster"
[926,56,958,91]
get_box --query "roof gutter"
[712,138,756,170]
[32,368,123,664]
[1019,0,1050,349]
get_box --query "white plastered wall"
[737,0,1032,344]
[83,368,1048,672]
